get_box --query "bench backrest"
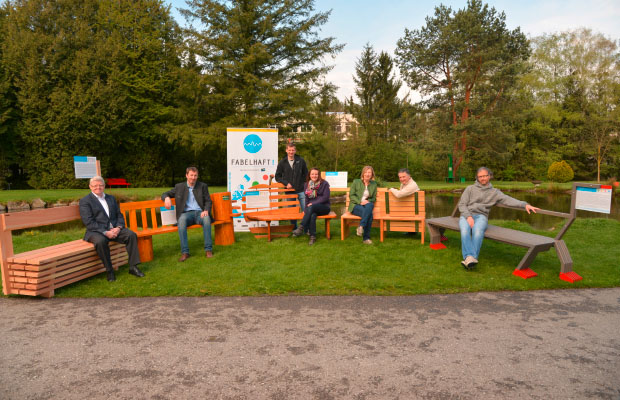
[119,199,169,231]
[241,182,300,214]
[107,178,130,185]
[0,205,83,296]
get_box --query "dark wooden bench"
[106,178,131,188]
[1,206,128,297]
[119,192,234,262]
[426,185,582,282]
[243,182,337,241]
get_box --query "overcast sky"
[165,0,620,101]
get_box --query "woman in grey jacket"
[458,167,539,269]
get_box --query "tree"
[523,29,620,181]
[2,0,181,188]
[181,0,342,131]
[395,0,530,177]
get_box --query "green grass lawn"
[4,218,619,298]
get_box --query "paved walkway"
[1,288,619,399]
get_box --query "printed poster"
[227,128,278,231]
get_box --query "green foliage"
[395,0,530,177]
[547,160,574,183]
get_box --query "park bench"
[242,182,337,241]
[106,178,131,188]
[119,192,234,262]
[0,206,128,297]
[426,184,585,282]
[341,188,426,242]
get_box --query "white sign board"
[73,156,98,179]
[160,206,177,226]
[227,128,278,231]
[575,185,613,214]
[324,171,348,189]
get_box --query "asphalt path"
[1,288,619,399]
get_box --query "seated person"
[162,166,213,261]
[389,168,420,198]
[348,165,377,245]
[79,176,144,282]
[292,167,331,245]
[459,167,539,269]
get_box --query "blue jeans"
[177,210,212,254]
[292,192,306,228]
[352,203,374,240]
[300,203,331,236]
[459,214,488,259]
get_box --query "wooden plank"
[7,240,88,263]
[1,206,81,231]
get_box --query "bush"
[547,160,574,182]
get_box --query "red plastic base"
[430,243,447,250]
[440,235,448,242]
[559,271,583,283]
[513,268,538,279]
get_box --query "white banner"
[73,156,98,179]
[227,128,278,231]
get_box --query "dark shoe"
[292,226,303,237]
[107,271,116,282]
[206,251,213,258]
[178,253,190,262]
[308,236,316,245]
[128,265,145,278]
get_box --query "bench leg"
[137,236,154,263]
[516,246,543,271]
[554,240,573,274]
[324,219,331,240]
[214,222,235,246]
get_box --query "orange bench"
[119,192,234,262]
[243,183,337,241]
[0,206,128,297]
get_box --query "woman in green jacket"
[348,165,377,244]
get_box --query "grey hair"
[476,167,493,180]
[89,175,105,185]
[398,168,410,176]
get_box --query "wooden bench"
[378,191,426,243]
[426,185,582,282]
[242,182,337,241]
[0,206,128,297]
[106,178,131,188]
[119,192,234,262]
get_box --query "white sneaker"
[356,226,363,237]
[363,239,373,245]
[463,256,478,269]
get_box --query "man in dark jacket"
[162,167,213,261]
[274,143,308,228]
[79,176,144,282]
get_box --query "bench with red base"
[426,183,590,283]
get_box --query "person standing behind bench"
[162,166,213,261]
[275,142,308,229]
[292,167,331,245]
[79,176,144,282]
[349,165,378,245]
[459,167,539,270]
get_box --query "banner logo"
[243,134,262,154]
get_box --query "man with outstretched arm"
[388,168,420,198]
[162,166,213,261]
[458,167,539,269]
[79,176,144,282]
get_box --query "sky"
[165,0,620,101]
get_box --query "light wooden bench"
[341,188,386,240]
[426,184,582,282]
[377,191,426,243]
[119,192,234,262]
[0,206,128,297]
[243,182,337,241]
